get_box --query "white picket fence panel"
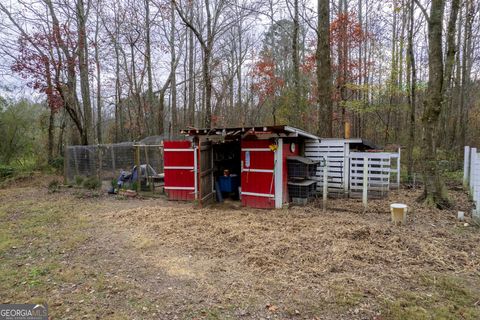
[464,146,480,220]
[305,139,348,194]
[305,139,400,198]
[349,153,391,198]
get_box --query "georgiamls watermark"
[0,304,48,320]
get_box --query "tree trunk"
[406,0,416,179]
[48,108,55,162]
[292,0,300,125]
[187,1,195,126]
[236,15,243,126]
[203,48,212,127]
[316,0,333,137]
[130,42,144,138]
[94,10,102,144]
[459,0,473,149]
[440,0,460,149]
[170,0,177,137]
[76,0,93,145]
[114,41,123,142]
[420,0,449,208]
[145,0,154,135]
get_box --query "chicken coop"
[163,126,320,209]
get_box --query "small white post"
[363,156,368,210]
[323,160,328,212]
[343,143,350,195]
[274,139,283,209]
[463,146,470,187]
[397,147,401,188]
[474,152,480,203]
[471,148,477,196]
[193,146,198,200]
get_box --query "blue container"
[218,175,239,193]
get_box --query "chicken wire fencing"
[64,142,164,185]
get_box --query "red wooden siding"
[164,141,195,201]
[241,140,276,209]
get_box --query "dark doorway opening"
[212,140,241,201]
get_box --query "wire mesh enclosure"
[286,156,320,179]
[65,137,164,184]
[287,180,317,198]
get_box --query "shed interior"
[212,139,241,200]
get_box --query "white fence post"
[363,157,368,210]
[323,160,328,212]
[344,143,350,195]
[464,146,470,187]
[472,149,477,197]
[397,147,401,188]
[470,148,476,195]
[193,146,198,200]
[475,151,480,220]
[474,151,480,203]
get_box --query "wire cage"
[287,180,317,198]
[287,156,320,179]
[64,137,165,185]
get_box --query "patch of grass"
[0,165,16,180]
[74,175,85,186]
[0,228,17,253]
[185,306,235,320]
[82,177,101,190]
[0,197,91,290]
[442,170,463,184]
[383,274,480,320]
[73,190,102,199]
[331,286,364,308]
[48,179,60,193]
[326,279,365,309]
[27,266,50,287]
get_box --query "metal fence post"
[135,145,141,193]
[64,145,69,184]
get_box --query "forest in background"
[0,0,479,206]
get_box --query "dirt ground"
[1,174,479,319]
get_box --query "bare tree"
[174,0,233,128]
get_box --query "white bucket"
[390,203,408,225]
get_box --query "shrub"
[82,177,101,190]
[48,156,64,171]
[74,175,85,186]
[0,165,15,179]
[131,181,138,191]
[47,180,59,193]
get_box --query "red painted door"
[164,141,196,200]
[241,140,276,208]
